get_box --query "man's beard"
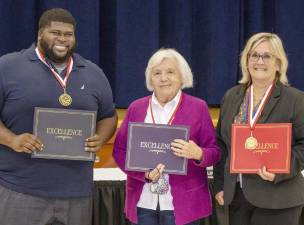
[39,39,76,63]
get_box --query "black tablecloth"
[92,180,229,225]
[92,180,304,225]
[93,181,129,225]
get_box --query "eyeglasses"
[248,52,275,64]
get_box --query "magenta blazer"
[113,93,221,225]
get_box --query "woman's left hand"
[171,139,203,161]
[257,166,276,182]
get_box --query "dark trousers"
[0,184,92,225]
[133,207,201,225]
[229,184,303,225]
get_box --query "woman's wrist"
[195,147,203,161]
[145,171,151,182]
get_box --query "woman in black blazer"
[214,32,304,225]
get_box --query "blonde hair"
[239,32,289,85]
[145,48,193,91]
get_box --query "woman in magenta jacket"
[113,48,221,225]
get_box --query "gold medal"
[244,84,273,151]
[245,135,258,150]
[59,92,72,106]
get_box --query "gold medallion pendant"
[245,136,258,150]
[59,93,72,106]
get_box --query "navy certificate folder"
[126,122,189,175]
[32,107,96,161]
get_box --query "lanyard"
[35,47,73,90]
[149,94,182,125]
[248,83,274,130]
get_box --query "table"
[92,168,228,225]
[92,168,304,225]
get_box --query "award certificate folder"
[126,122,190,175]
[230,123,292,174]
[32,107,96,161]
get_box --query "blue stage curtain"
[1,0,304,107]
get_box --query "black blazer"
[214,81,304,209]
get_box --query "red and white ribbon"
[248,83,274,129]
[35,47,73,89]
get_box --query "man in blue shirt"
[0,8,117,225]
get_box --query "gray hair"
[145,48,193,91]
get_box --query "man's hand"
[85,114,117,153]
[10,133,43,154]
[85,134,103,152]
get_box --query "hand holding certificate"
[230,123,292,174]
[126,122,190,175]
[32,107,96,161]
[230,85,292,174]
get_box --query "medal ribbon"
[149,93,182,125]
[248,83,274,130]
[35,47,73,90]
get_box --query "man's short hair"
[39,8,76,31]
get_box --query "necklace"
[149,93,182,125]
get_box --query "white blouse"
[136,91,181,210]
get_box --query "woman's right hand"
[145,164,165,182]
[215,191,224,206]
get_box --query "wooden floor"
[94,107,220,168]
